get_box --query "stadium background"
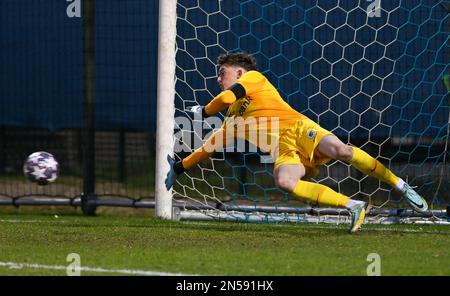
[0,0,448,211]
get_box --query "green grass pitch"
[0,208,449,276]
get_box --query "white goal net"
[158,0,449,225]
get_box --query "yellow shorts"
[274,119,333,169]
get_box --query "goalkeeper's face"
[217,64,246,91]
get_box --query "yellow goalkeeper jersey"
[210,70,307,148]
[182,70,309,170]
[209,70,307,128]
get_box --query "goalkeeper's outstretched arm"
[203,83,245,115]
[188,83,246,117]
[165,127,227,190]
[167,83,243,190]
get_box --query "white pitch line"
[0,261,197,276]
[0,219,42,223]
[3,219,446,233]
[183,220,449,234]
[301,224,450,234]
[0,218,67,224]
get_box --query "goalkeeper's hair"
[217,52,257,71]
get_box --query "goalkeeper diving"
[165,52,428,233]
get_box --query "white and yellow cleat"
[349,203,366,234]
[399,183,428,213]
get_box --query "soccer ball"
[23,151,59,185]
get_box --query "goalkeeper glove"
[186,105,208,117]
[165,155,185,190]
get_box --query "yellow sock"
[350,147,399,187]
[292,180,349,208]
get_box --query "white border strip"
[0,261,197,276]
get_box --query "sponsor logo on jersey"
[238,97,252,116]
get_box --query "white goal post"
[155,0,177,219]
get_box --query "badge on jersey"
[307,130,316,139]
